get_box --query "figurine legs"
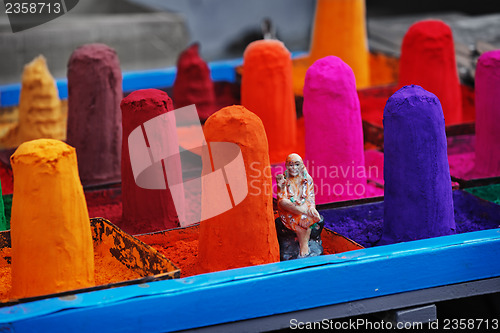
[296,226,312,257]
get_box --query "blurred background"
[0,0,499,84]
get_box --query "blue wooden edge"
[0,51,308,108]
[1,228,499,332]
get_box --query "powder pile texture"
[173,43,216,122]
[323,190,500,248]
[398,20,462,125]
[197,106,280,273]
[1,248,143,302]
[293,0,370,94]
[120,89,181,235]
[137,225,200,278]
[138,224,363,278]
[0,179,6,231]
[381,85,456,244]
[241,39,296,164]
[303,56,366,203]
[465,184,500,206]
[9,139,95,299]
[66,43,122,187]
[0,56,65,148]
[474,50,500,178]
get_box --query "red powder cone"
[197,105,280,273]
[241,39,296,164]
[120,89,183,235]
[173,43,216,122]
[398,20,462,125]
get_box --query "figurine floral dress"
[277,169,317,231]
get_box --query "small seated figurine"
[276,153,322,258]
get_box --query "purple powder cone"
[380,85,456,244]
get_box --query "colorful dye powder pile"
[398,20,462,125]
[465,184,500,206]
[474,50,500,178]
[120,89,182,235]
[0,247,143,302]
[241,39,296,164]
[173,43,216,122]
[293,0,370,94]
[67,43,123,187]
[0,56,65,149]
[381,85,456,244]
[322,190,500,248]
[198,105,280,273]
[303,56,366,203]
[9,139,95,299]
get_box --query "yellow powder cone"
[293,0,371,95]
[10,139,94,299]
[0,56,65,148]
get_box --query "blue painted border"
[0,51,307,108]
[1,228,499,332]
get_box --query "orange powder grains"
[1,249,142,302]
[137,226,200,278]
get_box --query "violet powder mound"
[380,85,456,244]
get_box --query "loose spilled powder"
[0,179,6,231]
[0,248,142,302]
[85,187,123,226]
[465,184,500,206]
[323,190,500,248]
[137,224,363,279]
[137,226,201,278]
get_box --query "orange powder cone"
[293,0,371,94]
[0,56,64,148]
[197,105,280,273]
[10,139,94,299]
[241,39,296,164]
